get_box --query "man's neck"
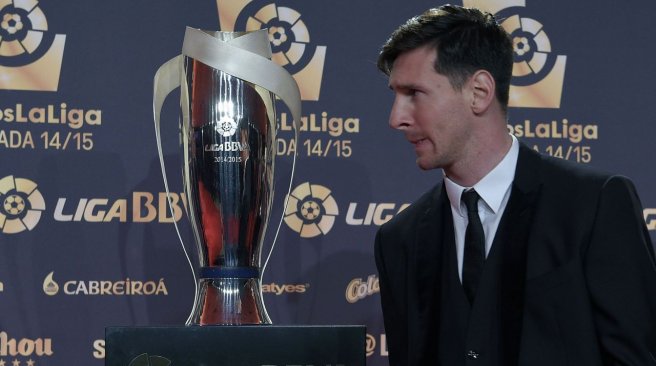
[444,133,513,187]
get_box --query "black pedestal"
[105,325,365,366]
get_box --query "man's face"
[388,45,474,171]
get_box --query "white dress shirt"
[444,135,520,281]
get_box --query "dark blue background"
[1,1,655,365]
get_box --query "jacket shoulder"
[377,183,441,239]
[520,143,614,189]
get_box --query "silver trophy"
[153,28,300,325]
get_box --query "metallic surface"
[181,31,275,325]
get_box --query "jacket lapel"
[409,182,450,364]
[495,143,542,364]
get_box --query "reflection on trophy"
[153,27,300,325]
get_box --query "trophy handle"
[261,122,298,273]
[153,55,200,325]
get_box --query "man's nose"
[389,96,410,130]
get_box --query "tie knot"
[462,189,480,214]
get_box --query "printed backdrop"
[1,0,655,365]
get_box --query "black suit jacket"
[375,143,656,365]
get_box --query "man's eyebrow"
[389,82,421,91]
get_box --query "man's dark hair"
[378,5,513,109]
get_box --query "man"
[374,5,656,366]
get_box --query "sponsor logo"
[261,282,308,295]
[42,271,169,296]
[463,0,567,108]
[365,333,388,357]
[345,275,379,303]
[284,182,338,238]
[0,331,53,366]
[365,334,376,357]
[42,271,58,296]
[217,0,327,101]
[644,208,656,231]
[0,176,45,234]
[0,1,66,91]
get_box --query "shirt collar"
[444,135,519,217]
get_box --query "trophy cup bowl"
[184,43,273,325]
[153,28,301,325]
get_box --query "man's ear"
[469,70,496,114]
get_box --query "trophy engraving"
[153,28,300,325]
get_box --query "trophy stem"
[189,277,271,325]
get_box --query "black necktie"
[462,189,485,304]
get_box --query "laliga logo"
[216,116,238,137]
[0,175,45,234]
[216,0,327,101]
[0,0,66,91]
[283,182,409,237]
[284,182,338,238]
[463,0,567,108]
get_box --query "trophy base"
[189,278,271,325]
[106,325,367,366]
